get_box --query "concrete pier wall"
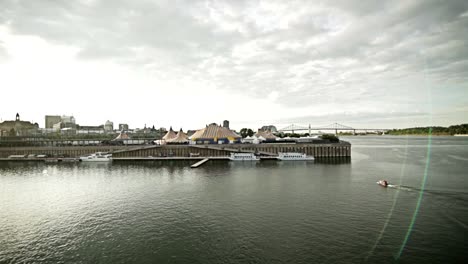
[0,142,351,158]
[0,146,123,158]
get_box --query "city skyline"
[1,0,467,130]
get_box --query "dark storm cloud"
[1,0,467,111]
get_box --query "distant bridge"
[278,123,391,134]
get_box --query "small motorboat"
[377,180,389,187]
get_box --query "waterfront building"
[38,128,56,134]
[52,122,62,131]
[118,124,129,131]
[141,125,152,134]
[223,120,230,129]
[162,127,177,141]
[61,116,76,131]
[61,115,76,124]
[104,120,114,132]
[60,127,76,135]
[189,124,241,144]
[76,125,105,134]
[45,115,61,128]
[50,121,77,134]
[0,113,39,136]
[45,115,76,129]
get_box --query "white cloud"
[0,0,467,129]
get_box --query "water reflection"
[0,136,467,264]
[314,157,351,164]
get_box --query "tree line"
[387,124,468,135]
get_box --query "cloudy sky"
[0,0,467,131]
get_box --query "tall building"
[45,115,75,129]
[61,115,75,124]
[223,120,230,129]
[104,120,114,132]
[119,124,129,131]
[45,115,61,128]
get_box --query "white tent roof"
[162,127,177,140]
[168,129,189,143]
[113,131,130,140]
[189,124,241,140]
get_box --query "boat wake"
[382,184,468,202]
[387,184,413,191]
[376,183,414,191]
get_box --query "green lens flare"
[365,135,410,261]
[397,128,432,259]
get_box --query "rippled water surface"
[1,136,467,263]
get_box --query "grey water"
[0,136,467,264]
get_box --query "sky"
[0,0,467,131]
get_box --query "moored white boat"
[229,153,260,161]
[79,152,112,162]
[277,152,314,161]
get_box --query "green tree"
[320,134,339,143]
[240,128,254,138]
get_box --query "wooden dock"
[191,158,210,168]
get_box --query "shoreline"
[341,134,466,137]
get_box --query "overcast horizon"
[1,0,467,131]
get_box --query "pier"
[191,158,210,168]
[110,142,351,158]
[0,142,351,161]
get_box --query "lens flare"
[397,128,432,259]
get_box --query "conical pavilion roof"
[113,131,131,140]
[168,129,189,143]
[255,129,277,139]
[162,127,177,140]
[189,124,241,140]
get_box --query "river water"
[0,136,467,263]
